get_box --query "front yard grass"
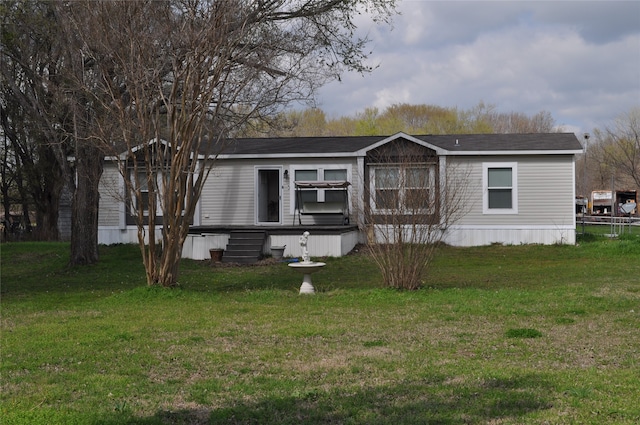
[1,236,639,424]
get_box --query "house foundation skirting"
[444,225,576,246]
[98,226,163,246]
[99,223,575,260]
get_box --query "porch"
[183,225,360,261]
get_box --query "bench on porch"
[294,180,351,225]
[301,201,346,215]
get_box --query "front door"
[256,168,282,225]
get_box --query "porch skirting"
[183,226,360,260]
[98,225,163,246]
[444,225,576,246]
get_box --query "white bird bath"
[288,261,325,294]
[289,231,325,294]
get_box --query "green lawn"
[1,236,639,424]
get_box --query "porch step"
[222,230,266,264]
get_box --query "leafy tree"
[381,103,444,134]
[259,102,559,137]
[255,108,328,137]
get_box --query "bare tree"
[1,1,74,241]
[63,0,396,287]
[2,1,107,262]
[592,107,640,189]
[362,139,469,290]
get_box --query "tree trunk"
[70,142,103,265]
[33,193,60,241]
[32,163,63,241]
[153,226,189,287]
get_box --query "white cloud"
[316,0,640,135]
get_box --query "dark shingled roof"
[216,136,381,155]
[418,133,583,151]
[211,133,582,156]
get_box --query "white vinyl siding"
[198,159,358,226]
[98,164,124,227]
[199,160,256,225]
[454,155,576,226]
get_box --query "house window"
[130,170,187,217]
[291,166,350,211]
[371,166,434,213]
[324,169,348,203]
[294,169,318,209]
[406,167,432,210]
[131,171,153,216]
[483,162,518,214]
[374,168,400,210]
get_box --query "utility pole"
[581,133,590,235]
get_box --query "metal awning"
[294,181,350,189]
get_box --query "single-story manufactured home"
[97,132,583,261]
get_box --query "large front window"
[371,166,435,213]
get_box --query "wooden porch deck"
[183,225,360,260]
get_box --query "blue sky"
[315,0,640,135]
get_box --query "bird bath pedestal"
[288,261,326,294]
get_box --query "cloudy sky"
[315,0,640,136]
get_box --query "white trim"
[443,150,583,156]
[118,172,126,230]
[255,166,283,225]
[356,156,366,228]
[571,156,577,229]
[192,162,202,226]
[450,224,575,230]
[483,162,518,215]
[438,156,447,224]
